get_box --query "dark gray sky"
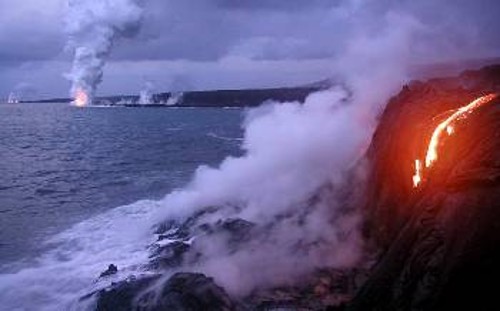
[1,0,499,99]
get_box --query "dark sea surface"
[0,102,243,268]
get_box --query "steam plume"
[7,82,37,103]
[148,11,420,295]
[65,0,143,106]
[7,92,19,104]
[139,80,154,105]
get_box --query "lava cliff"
[351,65,500,310]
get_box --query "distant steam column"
[64,0,144,107]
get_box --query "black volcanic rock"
[94,273,237,311]
[350,65,500,310]
[95,275,160,311]
[245,268,368,311]
[137,273,237,311]
[99,264,118,278]
[148,241,191,270]
[148,209,256,271]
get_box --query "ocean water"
[0,102,243,310]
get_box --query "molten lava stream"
[413,93,497,188]
[412,159,422,188]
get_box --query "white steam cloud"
[7,82,37,103]
[139,80,154,105]
[149,11,419,295]
[65,0,143,105]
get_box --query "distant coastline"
[20,85,326,108]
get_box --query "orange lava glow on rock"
[412,159,422,188]
[73,88,89,107]
[413,93,497,188]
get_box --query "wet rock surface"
[136,273,238,311]
[147,210,256,271]
[99,264,118,278]
[92,269,368,311]
[94,275,160,311]
[94,273,237,311]
[89,209,368,311]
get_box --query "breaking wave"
[0,200,159,311]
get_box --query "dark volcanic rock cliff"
[351,65,500,310]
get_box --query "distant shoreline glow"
[73,88,89,107]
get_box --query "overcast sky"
[1,0,499,100]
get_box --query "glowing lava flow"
[73,88,89,107]
[412,159,422,188]
[413,93,497,188]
